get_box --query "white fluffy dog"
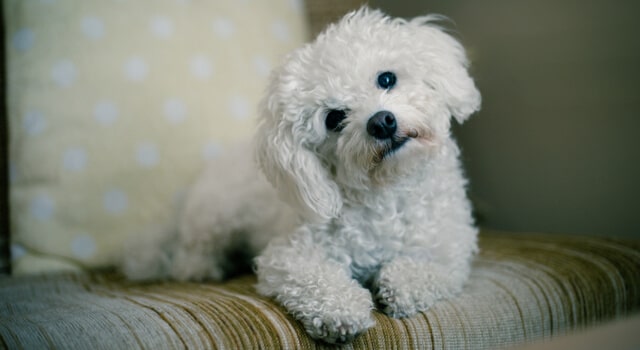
[122,7,481,344]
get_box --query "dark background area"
[1,3,10,273]
[371,0,640,237]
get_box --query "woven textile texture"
[1,232,638,349]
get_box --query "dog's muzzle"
[368,111,412,162]
[367,111,397,140]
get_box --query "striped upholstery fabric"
[1,232,638,349]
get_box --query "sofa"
[1,1,639,349]
[0,232,638,349]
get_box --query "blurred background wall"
[370,0,640,237]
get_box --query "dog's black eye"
[325,109,347,132]
[377,71,397,90]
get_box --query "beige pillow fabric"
[6,0,307,274]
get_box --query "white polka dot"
[62,148,87,172]
[104,189,128,214]
[30,194,55,221]
[51,60,77,87]
[12,28,35,52]
[23,110,47,136]
[93,100,119,125]
[271,20,291,42]
[150,15,174,39]
[163,98,187,123]
[202,141,222,160]
[212,18,235,39]
[252,55,272,77]
[81,16,105,40]
[11,244,27,261]
[124,56,149,81]
[189,55,213,79]
[71,234,96,260]
[229,95,251,120]
[136,142,159,167]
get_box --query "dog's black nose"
[367,111,397,140]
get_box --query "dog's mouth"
[380,137,409,160]
[372,129,433,165]
[372,128,421,163]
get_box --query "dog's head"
[255,7,480,222]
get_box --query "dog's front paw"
[375,276,435,318]
[291,282,376,344]
[374,259,460,318]
[302,313,375,344]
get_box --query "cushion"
[4,0,307,274]
[1,232,638,349]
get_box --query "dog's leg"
[373,192,478,318]
[374,259,461,318]
[373,253,472,318]
[120,224,178,281]
[168,143,293,281]
[122,175,290,282]
[255,227,375,344]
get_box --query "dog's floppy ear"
[411,16,481,123]
[255,73,342,222]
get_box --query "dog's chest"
[330,204,417,280]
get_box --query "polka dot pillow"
[6,0,307,274]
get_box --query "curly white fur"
[121,7,480,344]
